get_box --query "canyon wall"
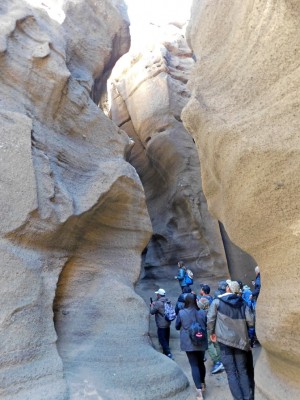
[109,23,228,283]
[0,1,191,399]
[182,1,300,398]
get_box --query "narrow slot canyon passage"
[0,1,299,400]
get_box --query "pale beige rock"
[0,1,189,399]
[109,24,229,281]
[183,1,300,398]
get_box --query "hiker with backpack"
[207,280,255,400]
[150,288,175,359]
[175,293,208,400]
[174,261,194,292]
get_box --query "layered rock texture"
[0,1,193,399]
[182,1,300,399]
[109,24,228,282]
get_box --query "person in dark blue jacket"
[213,280,227,298]
[175,286,192,314]
[250,265,261,301]
[176,293,208,400]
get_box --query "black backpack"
[185,310,207,346]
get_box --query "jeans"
[219,343,251,400]
[157,327,171,355]
[186,351,206,389]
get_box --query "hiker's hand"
[210,334,217,343]
[174,276,177,279]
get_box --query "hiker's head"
[255,265,260,275]
[184,293,197,308]
[155,288,166,298]
[218,280,227,291]
[226,280,241,294]
[200,284,210,295]
[178,261,185,268]
[182,286,192,294]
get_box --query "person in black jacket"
[175,293,208,400]
[175,286,192,314]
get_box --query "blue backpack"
[184,269,194,285]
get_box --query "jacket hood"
[219,293,244,308]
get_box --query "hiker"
[175,286,192,315]
[242,284,253,308]
[150,288,173,359]
[174,261,193,291]
[174,261,188,291]
[199,284,213,304]
[239,283,256,399]
[175,293,208,400]
[207,280,254,400]
[213,280,227,298]
[197,297,225,375]
[249,266,261,348]
[250,265,261,301]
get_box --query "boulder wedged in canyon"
[0,1,192,399]
[109,23,228,282]
[182,1,300,398]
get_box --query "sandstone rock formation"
[109,23,228,282]
[182,1,300,398]
[0,1,193,399]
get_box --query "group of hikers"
[149,261,261,400]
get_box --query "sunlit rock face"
[183,1,300,398]
[0,1,187,399]
[109,23,228,282]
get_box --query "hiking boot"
[211,361,224,374]
[167,353,174,360]
[196,388,203,400]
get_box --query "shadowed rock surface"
[182,1,300,398]
[109,23,228,283]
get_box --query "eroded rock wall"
[0,1,191,399]
[109,24,228,282]
[182,1,300,398]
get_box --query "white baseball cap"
[155,288,166,296]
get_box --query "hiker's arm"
[175,312,182,330]
[175,268,185,281]
[150,301,159,315]
[245,305,255,328]
[251,275,261,298]
[207,299,218,336]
